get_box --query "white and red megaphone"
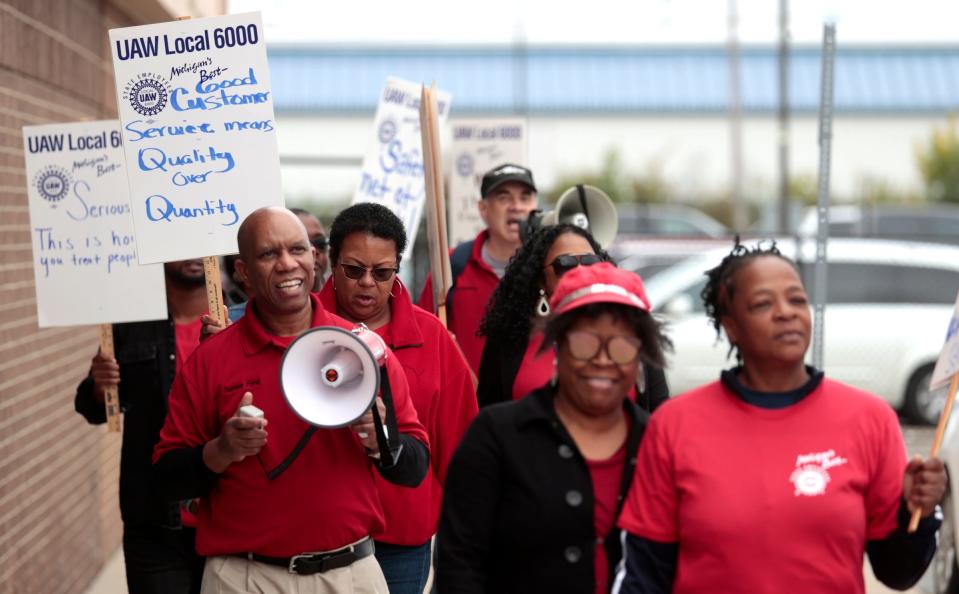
[279,325,389,428]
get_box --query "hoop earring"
[389,279,400,299]
[535,289,550,317]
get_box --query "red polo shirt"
[321,279,477,545]
[418,230,500,374]
[153,294,429,557]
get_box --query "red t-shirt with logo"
[618,378,906,594]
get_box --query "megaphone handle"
[576,184,590,221]
[372,365,402,468]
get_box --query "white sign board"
[931,291,959,390]
[22,120,167,327]
[352,77,451,261]
[109,12,282,264]
[448,118,528,246]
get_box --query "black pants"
[122,523,204,594]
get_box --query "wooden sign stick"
[908,372,959,532]
[175,15,225,327]
[419,83,452,326]
[98,324,121,432]
[204,256,225,325]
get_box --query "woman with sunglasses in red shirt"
[320,203,478,594]
[477,223,669,412]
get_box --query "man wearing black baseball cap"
[420,163,538,373]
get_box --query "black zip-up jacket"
[437,384,648,593]
[75,318,182,527]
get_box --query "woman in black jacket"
[477,223,668,412]
[438,262,672,594]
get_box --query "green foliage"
[917,119,959,203]
[788,174,818,206]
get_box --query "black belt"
[238,537,375,575]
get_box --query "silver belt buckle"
[288,553,309,574]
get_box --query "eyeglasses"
[311,235,328,251]
[547,253,604,277]
[339,263,398,283]
[565,331,641,365]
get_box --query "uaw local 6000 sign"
[448,118,527,246]
[353,77,451,261]
[109,12,282,264]
[22,120,166,327]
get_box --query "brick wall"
[0,1,162,592]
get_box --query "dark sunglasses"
[339,263,398,283]
[566,331,642,365]
[311,235,328,251]
[547,253,604,276]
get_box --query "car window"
[926,217,959,236]
[653,277,707,314]
[875,215,925,236]
[654,218,707,236]
[800,262,959,304]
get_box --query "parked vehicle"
[646,238,959,425]
[798,203,959,245]
[616,203,729,239]
[611,237,731,281]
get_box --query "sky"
[229,0,959,45]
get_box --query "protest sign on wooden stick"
[98,324,122,432]
[419,83,453,325]
[909,293,959,531]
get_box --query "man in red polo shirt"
[419,163,538,373]
[153,207,429,594]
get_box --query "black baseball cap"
[480,163,537,198]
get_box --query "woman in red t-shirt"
[438,263,671,594]
[616,240,947,594]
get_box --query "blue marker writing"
[137,146,235,174]
[145,195,239,226]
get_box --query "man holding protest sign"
[153,207,429,594]
[419,163,539,373]
[75,259,224,594]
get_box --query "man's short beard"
[167,270,206,287]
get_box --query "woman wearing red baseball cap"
[438,262,671,594]
[477,224,669,413]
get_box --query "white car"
[643,238,959,425]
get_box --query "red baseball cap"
[549,262,652,316]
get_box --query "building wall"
[0,1,219,592]
[274,112,951,211]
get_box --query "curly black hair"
[479,224,607,344]
[328,203,408,266]
[700,236,798,357]
[542,302,672,369]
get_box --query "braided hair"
[479,224,607,344]
[700,237,797,359]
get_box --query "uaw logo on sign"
[456,153,474,178]
[378,118,397,144]
[122,73,172,116]
[33,165,71,207]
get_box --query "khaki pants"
[200,553,389,594]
